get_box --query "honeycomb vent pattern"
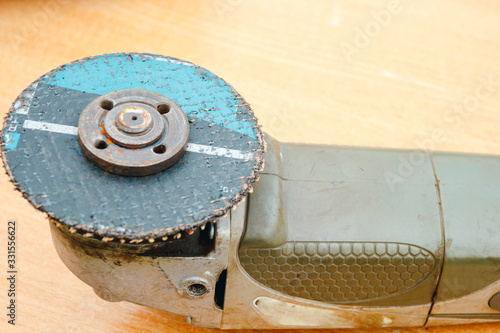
[239,242,436,303]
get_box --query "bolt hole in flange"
[100,100,114,110]
[157,103,170,114]
[153,144,167,154]
[94,140,108,150]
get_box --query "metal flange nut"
[77,89,189,176]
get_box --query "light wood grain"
[1,0,500,332]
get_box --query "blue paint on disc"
[3,132,21,150]
[42,53,257,139]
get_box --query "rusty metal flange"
[77,89,189,176]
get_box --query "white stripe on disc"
[186,143,254,160]
[22,120,254,160]
[24,120,78,135]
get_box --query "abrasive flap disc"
[2,53,264,243]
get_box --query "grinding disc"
[1,53,264,243]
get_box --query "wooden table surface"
[1,1,500,332]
